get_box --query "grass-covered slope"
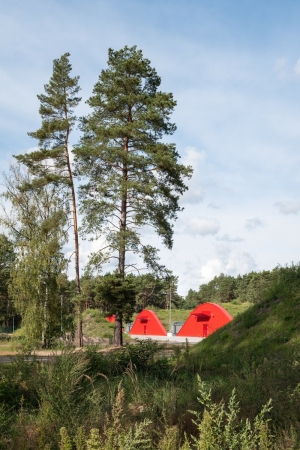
[195,296,300,370]
[193,265,300,428]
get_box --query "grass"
[190,290,300,429]
[0,341,13,354]
[82,309,116,340]
[217,301,251,318]
[82,309,132,342]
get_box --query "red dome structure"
[176,302,232,337]
[106,315,116,323]
[129,309,167,336]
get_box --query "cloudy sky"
[1,0,300,295]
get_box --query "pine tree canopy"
[14,52,81,188]
[75,45,192,274]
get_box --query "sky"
[1,0,300,295]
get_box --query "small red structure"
[129,309,167,336]
[106,315,116,323]
[177,302,232,338]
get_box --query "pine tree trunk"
[114,310,123,346]
[114,136,128,346]
[65,129,82,347]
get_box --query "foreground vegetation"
[0,343,273,450]
[1,264,300,449]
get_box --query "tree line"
[185,267,288,309]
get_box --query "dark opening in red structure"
[129,309,167,336]
[176,302,232,337]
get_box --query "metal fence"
[171,321,185,335]
[0,326,19,334]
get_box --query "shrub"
[189,376,273,450]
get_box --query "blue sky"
[1,0,300,294]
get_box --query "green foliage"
[0,233,16,326]
[95,272,137,323]
[127,273,169,311]
[13,51,83,346]
[157,425,180,450]
[184,289,200,310]
[37,350,95,430]
[83,387,152,450]
[75,45,192,344]
[60,427,73,450]
[0,402,13,436]
[85,339,165,377]
[14,52,81,189]
[1,337,299,449]
[190,263,300,435]
[196,273,236,304]
[75,44,191,259]
[82,308,115,340]
[0,164,70,348]
[189,376,273,450]
[86,428,102,450]
[191,268,285,307]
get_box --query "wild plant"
[189,376,273,450]
[60,427,73,450]
[37,349,96,434]
[72,385,153,450]
[74,426,86,450]
[156,425,180,450]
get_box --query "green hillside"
[192,265,300,429]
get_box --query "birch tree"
[0,164,69,347]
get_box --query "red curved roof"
[177,302,232,337]
[129,309,167,336]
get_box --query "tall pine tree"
[75,46,192,345]
[14,53,83,346]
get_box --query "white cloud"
[187,217,220,236]
[180,147,206,205]
[208,202,222,209]
[275,58,288,80]
[182,147,206,167]
[199,258,224,281]
[275,58,286,72]
[216,233,244,242]
[295,58,300,76]
[275,201,300,214]
[198,248,256,284]
[244,218,264,231]
[181,187,205,204]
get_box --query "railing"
[0,326,19,334]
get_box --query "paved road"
[0,355,56,364]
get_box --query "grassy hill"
[191,267,300,430]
